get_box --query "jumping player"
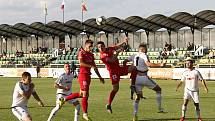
[123,43,166,121]
[11,72,44,121]
[176,57,208,121]
[97,37,136,113]
[60,39,105,121]
[47,63,80,121]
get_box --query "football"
[96,16,106,25]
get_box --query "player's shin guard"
[182,105,187,117]
[156,91,162,111]
[82,97,88,113]
[133,99,140,115]
[108,90,118,105]
[66,93,81,101]
[194,105,201,118]
[74,104,80,121]
[47,105,60,121]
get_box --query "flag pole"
[44,3,47,24]
[63,9,64,23]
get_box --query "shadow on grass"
[139,117,215,121]
[0,105,56,110]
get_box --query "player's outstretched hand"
[99,77,105,84]
[38,101,44,107]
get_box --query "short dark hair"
[85,39,93,44]
[22,72,31,79]
[97,41,105,45]
[139,43,147,48]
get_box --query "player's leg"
[146,78,163,112]
[12,107,32,121]
[130,70,137,100]
[191,91,202,120]
[47,94,63,121]
[181,89,191,121]
[180,99,189,121]
[107,82,119,113]
[66,93,81,101]
[72,100,80,121]
[79,76,91,121]
[133,76,143,121]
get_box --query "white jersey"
[55,72,74,95]
[127,52,149,72]
[181,69,203,91]
[11,81,35,107]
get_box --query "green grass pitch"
[0,77,215,121]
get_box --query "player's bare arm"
[176,81,183,92]
[113,37,129,49]
[92,62,105,84]
[201,80,208,93]
[32,91,44,107]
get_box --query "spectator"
[36,64,41,78]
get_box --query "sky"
[0,0,215,25]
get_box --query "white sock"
[156,92,162,110]
[133,100,140,115]
[47,105,60,121]
[74,104,80,121]
[182,105,187,117]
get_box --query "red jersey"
[78,47,95,74]
[100,47,120,73]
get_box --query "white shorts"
[12,106,29,121]
[56,93,78,105]
[184,88,199,103]
[135,75,157,92]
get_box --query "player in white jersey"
[176,57,208,121]
[11,72,44,121]
[47,63,80,121]
[123,43,166,121]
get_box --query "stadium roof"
[0,10,215,38]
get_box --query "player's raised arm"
[32,91,44,107]
[112,37,129,49]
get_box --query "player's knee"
[113,87,119,92]
[73,101,80,106]
[23,115,32,121]
[136,94,141,100]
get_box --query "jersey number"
[135,57,139,66]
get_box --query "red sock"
[108,90,118,105]
[66,93,80,101]
[82,97,88,113]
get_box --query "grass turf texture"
[0,78,215,121]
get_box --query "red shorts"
[78,73,91,91]
[109,66,129,85]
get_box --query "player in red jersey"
[97,37,136,113]
[60,39,105,121]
